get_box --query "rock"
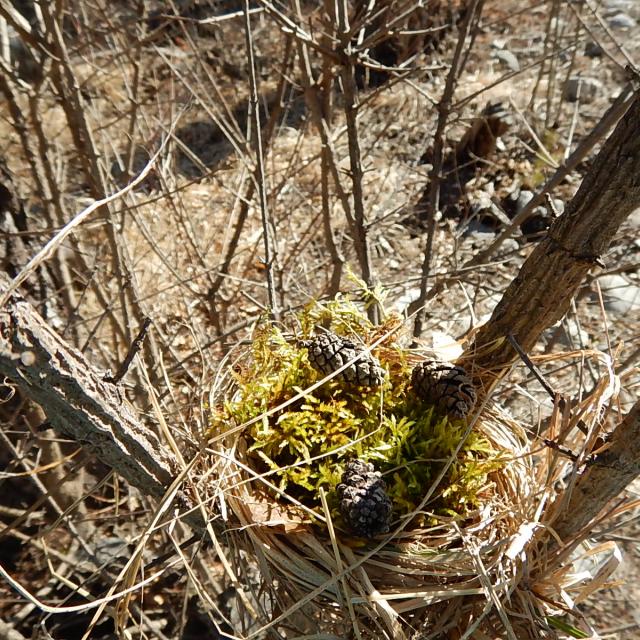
[597,274,640,314]
[628,208,640,228]
[562,76,603,103]
[584,41,604,57]
[464,219,496,246]
[604,0,640,18]
[607,12,637,29]
[545,318,590,348]
[516,190,534,213]
[498,238,520,254]
[492,49,520,72]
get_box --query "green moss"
[210,299,501,528]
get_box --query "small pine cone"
[299,332,385,387]
[337,459,392,538]
[411,359,476,419]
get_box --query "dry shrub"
[1,1,637,638]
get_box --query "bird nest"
[201,298,620,639]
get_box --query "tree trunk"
[0,274,186,510]
[552,400,640,540]
[464,89,640,387]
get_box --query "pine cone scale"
[337,459,392,538]
[300,331,386,387]
[411,359,477,419]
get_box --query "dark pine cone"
[299,331,386,387]
[411,359,477,420]
[337,459,392,538]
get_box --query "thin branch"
[319,4,344,297]
[336,0,378,322]
[104,317,152,385]
[243,0,278,321]
[295,12,356,292]
[412,0,486,341]
[0,144,167,309]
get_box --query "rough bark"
[0,274,178,501]
[552,400,640,540]
[465,89,640,385]
[1,160,90,517]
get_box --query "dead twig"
[336,0,378,323]
[243,0,278,321]
[412,0,486,341]
[104,317,152,385]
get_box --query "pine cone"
[299,331,385,387]
[411,359,476,419]
[337,459,392,538]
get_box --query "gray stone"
[492,49,520,72]
[490,38,508,49]
[584,41,604,58]
[464,219,495,240]
[563,77,603,103]
[628,208,640,228]
[604,0,640,20]
[532,206,547,217]
[516,190,534,212]
[496,238,520,256]
[546,319,590,348]
[604,0,638,14]
[598,274,640,314]
[607,12,637,29]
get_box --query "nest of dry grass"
[193,300,621,639]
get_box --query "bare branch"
[0,274,177,501]
[552,400,640,541]
[412,0,486,340]
[465,89,640,386]
[243,0,278,321]
[336,0,378,323]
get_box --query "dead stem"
[412,0,486,341]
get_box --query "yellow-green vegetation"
[211,298,501,528]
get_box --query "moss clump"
[210,299,500,529]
